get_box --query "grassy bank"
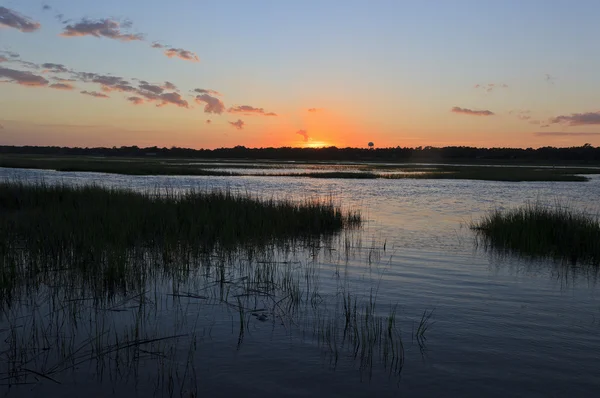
[472,202,600,265]
[0,155,239,176]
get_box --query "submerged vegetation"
[0,181,430,395]
[472,202,600,265]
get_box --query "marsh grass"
[2,155,597,181]
[472,202,600,265]
[0,181,434,394]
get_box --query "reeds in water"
[472,201,600,265]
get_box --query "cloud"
[194,88,221,96]
[42,5,51,11]
[139,83,164,94]
[528,120,540,125]
[195,94,225,114]
[42,63,69,73]
[49,83,75,90]
[163,48,199,62]
[206,119,212,124]
[127,96,144,105]
[61,19,144,41]
[0,7,41,32]
[81,90,109,98]
[451,106,494,116]
[0,123,3,129]
[545,74,556,85]
[228,105,277,116]
[0,66,49,86]
[296,130,309,142]
[151,42,165,49]
[474,83,508,93]
[0,51,19,58]
[152,92,189,108]
[0,56,6,63]
[549,111,600,126]
[229,119,245,130]
[307,108,319,112]
[163,81,177,90]
[534,132,600,136]
[509,109,532,121]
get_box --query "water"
[1,166,600,397]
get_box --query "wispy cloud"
[451,106,494,116]
[296,130,309,142]
[545,74,556,85]
[0,66,48,86]
[42,5,51,11]
[307,108,319,112]
[229,119,245,130]
[549,111,600,126]
[0,51,19,58]
[151,42,165,49]
[127,96,144,105]
[509,109,531,121]
[195,94,225,114]
[474,83,508,93]
[229,105,277,116]
[0,56,7,63]
[81,90,109,98]
[164,48,199,62]
[534,132,600,136]
[194,88,221,96]
[0,7,41,32]
[42,63,69,73]
[61,19,144,41]
[206,119,212,124]
[49,82,75,90]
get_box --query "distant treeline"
[1,144,599,164]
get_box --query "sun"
[304,140,331,148]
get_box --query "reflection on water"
[1,166,600,397]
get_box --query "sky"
[1,0,600,149]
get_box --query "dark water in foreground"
[1,167,600,397]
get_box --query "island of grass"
[0,181,360,295]
[471,202,600,265]
[2,154,600,181]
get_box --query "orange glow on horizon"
[303,140,331,148]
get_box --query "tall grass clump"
[0,181,361,299]
[472,202,600,265]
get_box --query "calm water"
[1,166,600,397]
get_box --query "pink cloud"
[0,7,41,32]
[49,82,75,90]
[195,94,225,114]
[61,19,144,41]
[164,48,199,62]
[127,96,144,105]
[296,130,309,142]
[549,111,600,126]
[451,106,494,116]
[81,90,109,98]
[228,105,277,116]
[0,66,48,86]
[229,119,245,130]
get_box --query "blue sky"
[1,0,600,148]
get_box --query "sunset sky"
[1,0,600,149]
